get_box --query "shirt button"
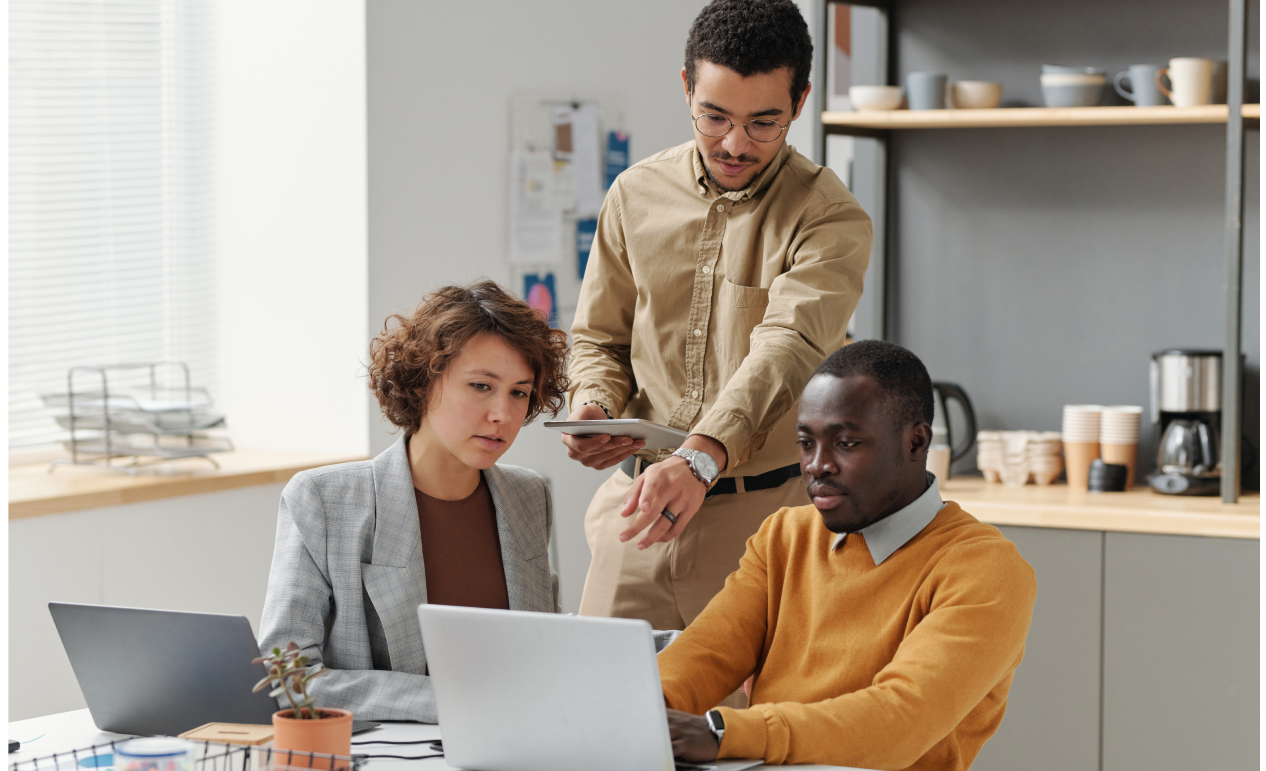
[691,390,700,399]
[693,328,702,337]
[716,204,724,212]
[702,265,711,275]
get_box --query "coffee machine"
[1149,349,1221,496]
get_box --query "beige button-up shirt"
[570,140,872,477]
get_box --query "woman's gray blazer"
[258,434,561,723]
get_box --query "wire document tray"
[9,739,362,771]
[41,362,233,475]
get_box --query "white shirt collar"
[830,472,945,565]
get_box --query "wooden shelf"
[9,451,367,518]
[941,477,1259,540]
[823,104,1262,130]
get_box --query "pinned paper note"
[605,131,629,189]
[509,151,563,264]
[524,273,559,327]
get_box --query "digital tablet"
[543,419,689,450]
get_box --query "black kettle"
[931,382,977,477]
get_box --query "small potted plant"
[254,642,353,764]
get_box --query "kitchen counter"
[941,477,1259,539]
[9,451,366,518]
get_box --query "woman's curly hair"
[368,280,570,432]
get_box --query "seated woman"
[259,280,569,722]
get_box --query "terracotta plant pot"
[272,708,353,769]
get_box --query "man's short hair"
[684,0,814,112]
[813,340,935,428]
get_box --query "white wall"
[216,0,369,457]
[367,0,711,611]
[8,0,372,723]
[8,485,284,721]
[366,0,825,612]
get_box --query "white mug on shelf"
[1156,58,1214,108]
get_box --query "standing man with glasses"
[562,0,873,639]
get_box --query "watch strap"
[581,401,613,419]
[706,709,725,744]
[672,448,719,487]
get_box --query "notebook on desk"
[417,605,763,771]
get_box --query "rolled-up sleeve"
[569,186,637,416]
[693,202,871,468]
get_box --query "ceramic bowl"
[950,81,1003,109]
[849,85,904,111]
[1042,64,1106,76]
[1041,83,1106,107]
[1041,73,1107,87]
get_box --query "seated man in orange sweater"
[659,340,1037,769]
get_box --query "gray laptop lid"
[49,602,278,735]
[419,606,676,771]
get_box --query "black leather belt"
[619,456,801,497]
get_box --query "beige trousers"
[578,468,809,630]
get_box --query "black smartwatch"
[705,709,726,745]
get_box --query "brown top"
[569,141,872,477]
[414,473,510,611]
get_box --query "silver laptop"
[417,605,763,771]
[49,602,280,735]
[51,603,381,739]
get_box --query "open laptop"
[49,603,379,736]
[417,605,763,771]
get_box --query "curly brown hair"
[368,280,570,432]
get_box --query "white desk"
[8,710,862,771]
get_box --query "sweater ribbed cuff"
[715,706,767,761]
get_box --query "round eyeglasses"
[693,112,789,143]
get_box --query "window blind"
[9,0,216,451]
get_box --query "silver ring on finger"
[660,509,677,526]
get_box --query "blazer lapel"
[362,434,429,675]
[485,465,552,612]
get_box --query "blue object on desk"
[78,753,113,768]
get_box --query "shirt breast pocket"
[714,278,771,370]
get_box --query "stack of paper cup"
[1062,405,1103,490]
[1100,406,1143,489]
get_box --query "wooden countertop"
[941,477,1259,540]
[9,451,366,519]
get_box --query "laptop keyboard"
[675,764,717,771]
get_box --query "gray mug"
[906,72,947,110]
[1114,64,1167,107]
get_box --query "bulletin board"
[507,92,628,330]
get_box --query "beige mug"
[927,444,952,482]
[1156,58,1214,107]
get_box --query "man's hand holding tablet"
[551,406,728,549]
[554,403,647,470]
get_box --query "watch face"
[694,452,719,481]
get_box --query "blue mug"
[1114,64,1167,107]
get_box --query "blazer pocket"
[509,554,555,613]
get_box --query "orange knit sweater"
[658,501,1036,769]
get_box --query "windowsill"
[9,451,367,519]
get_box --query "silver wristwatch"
[672,448,720,488]
[706,709,726,744]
